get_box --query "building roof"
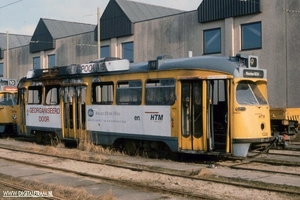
[99,0,184,40]
[40,18,96,39]
[0,33,31,50]
[30,18,96,53]
[116,0,184,23]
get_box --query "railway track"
[217,160,300,178]
[0,142,299,199]
[0,144,214,200]
[267,149,300,157]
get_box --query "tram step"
[214,142,226,151]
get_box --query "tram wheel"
[50,134,59,146]
[124,140,137,156]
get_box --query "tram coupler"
[274,135,289,149]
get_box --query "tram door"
[206,79,229,153]
[62,86,87,142]
[181,79,229,152]
[18,88,27,134]
[181,81,203,150]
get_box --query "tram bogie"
[16,55,273,157]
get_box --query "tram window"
[117,80,141,105]
[236,81,267,105]
[28,86,42,104]
[145,78,175,105]
[45,86,59,105]
[212,80,226,105]
[0,93,17,105]
[92,82,113,105]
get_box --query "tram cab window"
[117,80,142,105]
[236,81,267,105]
[28,86,42,104]
[45,86,60,105]
[145,78,175,105]
[0,93,17,105]
[92,82,113,105]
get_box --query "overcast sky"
[0,0,202,35]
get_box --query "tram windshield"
[236,81,267,105]
[0,92,17,105]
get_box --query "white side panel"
[26,105,62,128]
[87,105,171,137]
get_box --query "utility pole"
[6,31,9,78]
[97,7,101,59]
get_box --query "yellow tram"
[0,79,18,135]
[17,54,272,157]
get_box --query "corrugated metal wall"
[97,0,133,40]
[198,0,260,23]
[30,20,55,53]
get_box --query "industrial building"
[0,0,299,108]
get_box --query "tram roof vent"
[235,54,259,68]
[148,55,173,70]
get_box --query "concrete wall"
[3,45,31,80]
[3,32,98,80]
[286,0,300,107]
[55,32,97,65]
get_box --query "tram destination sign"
[243,69,264,78]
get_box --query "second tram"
[0,79,18,135]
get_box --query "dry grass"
[78,141,113,154]
[196,168,213,177]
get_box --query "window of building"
[145,78,176,105]
[28,86,42,104]
[241,22,262,50]
[0,63,3,77]
[203,28,221,54]
[117,80,142,105]
[122,42,134,63]
[101,46,110,58]
[92,82,114,104]
[48,54,55,68]
[33,57,40,69]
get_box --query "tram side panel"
[17,84,63,144]
[86,105,178,152]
